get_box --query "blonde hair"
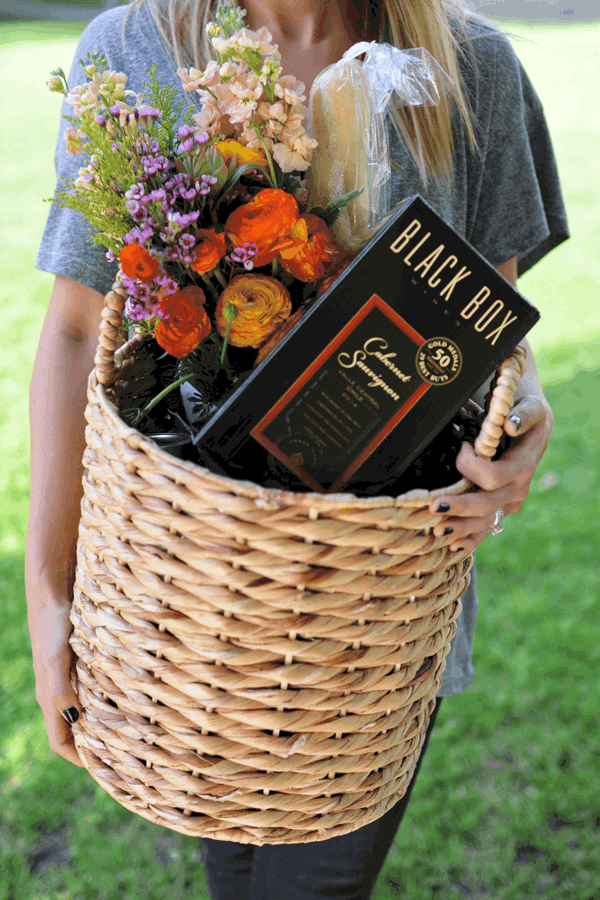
[126,0,498,185]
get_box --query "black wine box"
[192,194,540,493]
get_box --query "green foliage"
[208,2,247,40]
[48,119,137,254]
[309,188,364,228]
[141,64,195,149]
[78,49,107,75]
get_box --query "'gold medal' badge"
[416,337,462,385]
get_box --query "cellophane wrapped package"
[305,42,453,250]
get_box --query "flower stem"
[199,273,219,300]
[220,300,238,364]
[140,372,198,417]
[264,145,278,188]
[252,131,278,189]
[220,320,232,365]
[212,268,228,289]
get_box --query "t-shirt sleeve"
[463,29,569,278]
[35,8,136,295]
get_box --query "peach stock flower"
[154,290,211,358]
[274,74,307,106]
[119,243,160,283]
[215,274,291,348]
[272,130,318,174]
[177,62,221,93]
[64,125,86,155]
[190,229,227,275]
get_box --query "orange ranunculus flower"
[119,243,160,283]
[215,274,292,349]
[191,228,227,275]
[225,189,298,267]
[154,289,211,358]
[280,213,340,282]
[216,140,268,168]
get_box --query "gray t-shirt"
[36,3,568,697]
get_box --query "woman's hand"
[428,394,554,553]
[28,601,86,769]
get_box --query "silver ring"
[491,507,505,536]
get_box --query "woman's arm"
[26,275,106,605]
[25,274,106,767]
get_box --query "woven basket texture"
[69,280,526,845]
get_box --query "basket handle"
[93,276,132,387]
[473,344,527,459]
[93,277,528,458]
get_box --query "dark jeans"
[199,697,443,900]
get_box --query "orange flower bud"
[215,274,292,349]
[154,289,211,358]
[119,243,160,283]
[190,229,227,275]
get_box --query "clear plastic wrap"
[305,42,453,250]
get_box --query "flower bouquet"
[47,3,505,493]
[47,5,365,456]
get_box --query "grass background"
[1,14,598,900]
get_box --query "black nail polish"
[417,530,425,536]
[62,707,80,724]
[457,547,465,552]
[437,502,451,513]
[509,414,522,430]
[443,527,454,535]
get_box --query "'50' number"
[431,347,452,368]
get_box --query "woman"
[27,0,567,897]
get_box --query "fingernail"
[509,414,522,430]
[443,527,454,535]
[62,707,80,724]
[436,502,451,513]
[417,530,425,537]
[456,547,465,552]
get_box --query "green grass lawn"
[1,15,598,900]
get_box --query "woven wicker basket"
[69,278,526,845]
